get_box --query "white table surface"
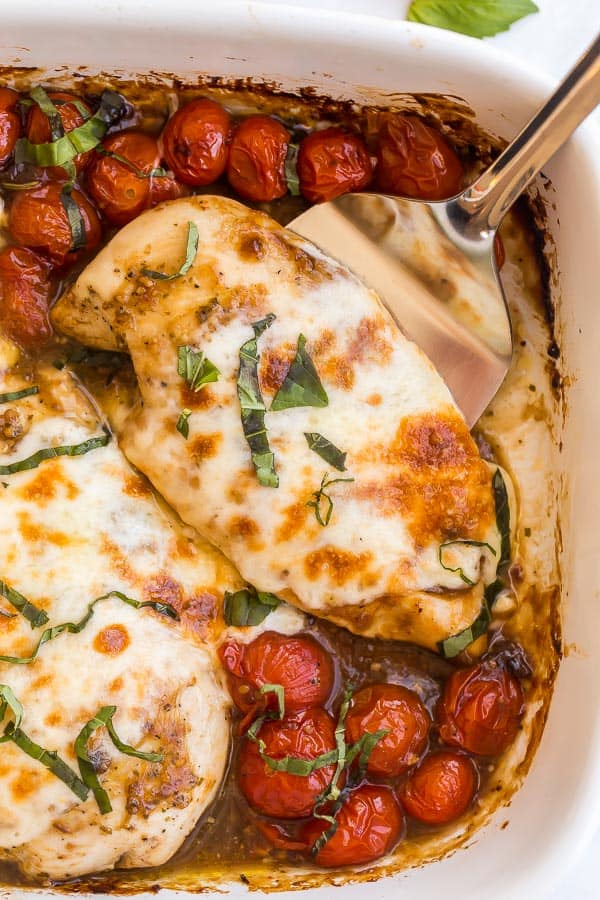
[264,0,600,895]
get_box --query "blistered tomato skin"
[26,91,93,174]
[161,99,232,186]
[401,750,478,825]
[345,683,430,777]
[0,247,53,348]
[438,660,525,756]
[376,114,464,201]
[0,88,21,168]
[9,183,101,266]
[301,784,404,867]
[219,631,335,718]
[87,131,160,225]
[148,171,189,207]
[227,115,291,203]
[237,708,338,819]
[297,127,373,204]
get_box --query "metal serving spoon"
[290,35,600,426]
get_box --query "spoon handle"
[456,33,600,236]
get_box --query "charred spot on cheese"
[18,464,80,504]
[304,547,374,586]
[392,412,475,470]
[347,317,393,368]
[260,345,296,395]
[190,433,222,463]
[17,511,70,547]
[181,383,218,410]
[93,624,131,656]
[238,234,267,261]
[123,473,152,498]
[276,500,312,543]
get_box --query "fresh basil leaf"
[177,346,220,391]
[271,334,328,411]
[438,539,496,586]
[30,86,64,141]
[0,580,49,629]
[304,432,347,471]
[237,315,279,487]
[493,468,511,567]
[141,221,199,281]
[176,408,192,439]
[0,386,39,404]
[407,0,538,39]
[0,589,178,666]
[285,143,300,196]
[0,429,110,476]
[438,578,503,658]
[60,185,87,252]
[223,586,281,627]
[307,473,354,527]
[15,89,126,170]
[74,706,116,814]
[1,690,89,801]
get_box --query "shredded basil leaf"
[141,221,199,281]
[407,0,538,38]
[304,432,347,471]
[223,586,281,627]
[0,689,89,800]
[493,468,511,567]
[176,408,192,439]
[307,473,354,527]
[0,589,177,666]
[30,86,64,141]
[15,90,126,170]
[285,143,300,196]
[260,683,286,720]
[237,315,278,487]
[0,180,42,192]
[0,386,39,404]
[96,146,168,179]
[438,578,504,658]
[438,540,496,586]
[247,721,338,775]
[177,346,220,391]
[271,334,328,411]
[60,185,87,252]
[0,429,110,476]
[0,580,49,629]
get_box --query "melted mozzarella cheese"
[0,363,238,879]
[53,196,506,650]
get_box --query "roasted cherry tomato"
[227,115,291,203]
[494,233,506,270]
[376,114,463,201]
[219,631,335,721]
[87,131,160,225]
[0,88,21,167]
[238,707,338,819]
[26,91,93,175]
[148,171,189,207]
[0,246,53,348]
[297,127,373,204]
[438,660,525,756]
[345,683,430,777]
[401,750,478,825]
[9,183,101,266]
[301,784,404,867]
[161,98,232,186]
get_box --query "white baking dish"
[1,2,599,898]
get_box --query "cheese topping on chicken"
[53,196,509,650]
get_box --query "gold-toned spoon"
[290,35,599,426]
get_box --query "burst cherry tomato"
[87,131,160,225]
[345,683,430,777]
[0,88,21,167]
[219,631,335,721]
[238,707,337,819]
[161,98,232,186]
[401,750,478,825]
[26,91,93,175]
[148,171,189,207]
[9,183,101,266]
[297,127,373,204]
[0,246,53,348]
[376,114,463,201]
[227,115,290,202]
[438,660,525,756]
[301,784,404,867]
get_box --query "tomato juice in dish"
[0,79,561,890]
